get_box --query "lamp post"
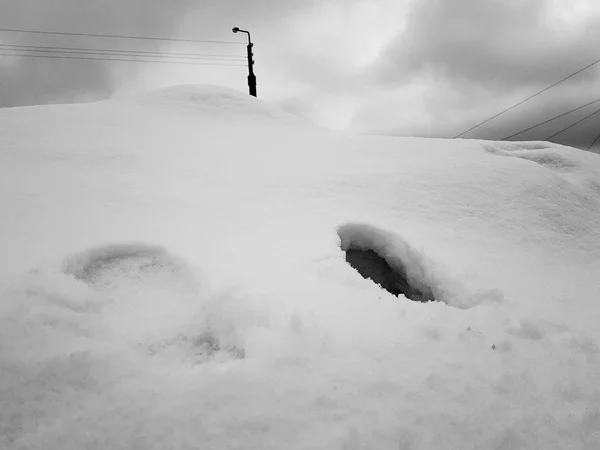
[232,27,257,97]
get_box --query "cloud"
[1,0,598,152]
[0,0,332,107]
[348,0,600,151]
[0,0,196,107]
[195,0,320,22]
[374,0,600,89]
[257,0,411,129]
[356,80,600,142]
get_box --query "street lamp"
[232,27,257,97]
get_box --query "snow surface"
[1,84,600,449]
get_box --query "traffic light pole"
[232,27,257,97]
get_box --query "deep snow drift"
[1,85,600,449]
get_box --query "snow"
[1,84,600,449]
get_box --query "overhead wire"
[545,104,600,141]
[0,44,245,62]
[586,129,600,151]
[454,57,600,138]
[0,43,246,60]
[0,52,247,66]
[501,97,600,140]
[0,26,244,45]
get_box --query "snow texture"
[1,84,600,449]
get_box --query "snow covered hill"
[1,85,599,449]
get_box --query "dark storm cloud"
[0,0,195,107]
[355,78,600,151]
[368,87,598,141]
[374,0,600,89]
[353,0,600,152]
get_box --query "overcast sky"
[1,0,599,151]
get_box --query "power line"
[0,52,246,66]
[545,104,600,141]
[454,57,600,139]
[501,97,600,140]
[586,129,600,150]
[0,44,245,62]
[0,43,246,60]
[0,26,244,45]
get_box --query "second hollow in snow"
[338,223,436,303]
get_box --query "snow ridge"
[125,84,305,124]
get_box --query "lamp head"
[232,27,239,33]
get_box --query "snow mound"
[482,141,581,171]
[127,84,305,124]
[482,140,600,194]
[2,84,600,448]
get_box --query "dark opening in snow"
[338,224,436,303]
[344,247,434,302]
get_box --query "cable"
[545,105,600,141]
[501,97,600,140]
[0,26,243,45]
[454,57,600,139]
[586,129,600,150]
[0,45,245,62]
[0,43,246,60]
[0,47,242,62]
[0,52,246,66]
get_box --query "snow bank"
[481,140,600,195]
[1,85,600,449]
[122,84,305,125]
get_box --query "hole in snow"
[338,224,436,303]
